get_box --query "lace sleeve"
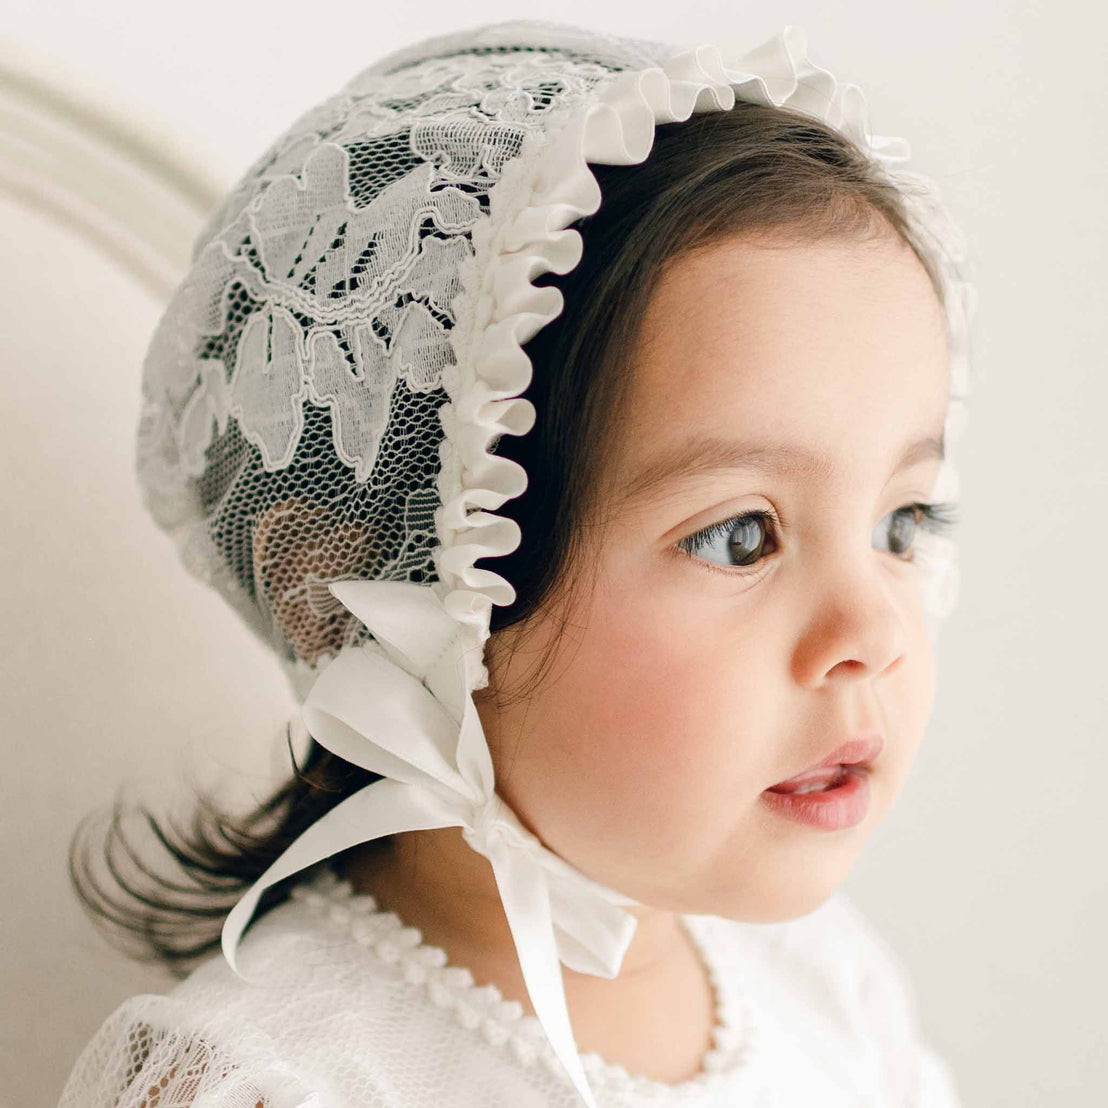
[56,994,324,1108]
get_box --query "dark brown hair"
[69,99,949,977]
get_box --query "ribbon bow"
[221,578,641,1108]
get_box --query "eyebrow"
[616,429,946,508]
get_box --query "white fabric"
[59,865,962,1108]
[118,18,976,1108]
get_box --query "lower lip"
[760,767,871,831]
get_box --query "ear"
[251,497,380,664]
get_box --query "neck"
[337,825,719,1084]
[337,824,688,995]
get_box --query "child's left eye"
[675,501,960,575]
[874,501,960,558]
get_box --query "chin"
[708,884,838,926]
[700,845,863,924]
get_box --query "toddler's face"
[478,225,951,922]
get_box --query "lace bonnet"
[136,18,975,1106]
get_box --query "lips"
[761,765,872,828]
[767,736,884,792]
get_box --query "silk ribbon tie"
[221,577,641,1108]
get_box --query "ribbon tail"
[546,875,638,979]
[485,843,600,1108]
[221,778,463,982]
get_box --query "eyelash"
[675,501,961,579]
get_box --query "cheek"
[516,576,771,845]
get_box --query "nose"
[791,553,911,688]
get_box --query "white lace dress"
[57,866,962,1108]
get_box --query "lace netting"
[136,18,971,700]
[57,996,321,1108]
[137,38,626,689]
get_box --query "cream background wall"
[1,2,1104,1105]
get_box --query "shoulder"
[702,889,909,1000]
[799,890,915,983]
[807,891,923,1032]
[56,889,384,1108]
[58,877,550,1108]
[165,879,445,1034]
[56,991,324,1108]
[750,889,925,1042]
[815,894,963,1106]
[714,888,919,1001]
[702,891,962,1106]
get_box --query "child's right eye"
[675,510,780,575]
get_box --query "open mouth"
[766,735,883,795]
[760,764,872,830]
[765,764,855,795]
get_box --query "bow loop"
[328,578,473,721]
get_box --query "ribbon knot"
[220,578,641,1108]
[464,792,509,858]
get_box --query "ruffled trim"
[294,866,759,1101]
[430,24,977,685]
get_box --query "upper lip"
[769,735,885,786]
